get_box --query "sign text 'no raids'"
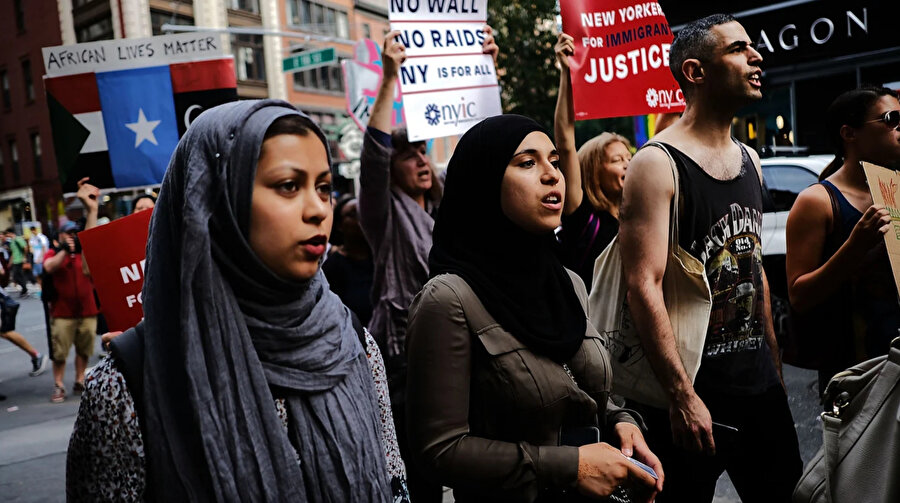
[390,0,501,141]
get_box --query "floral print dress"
[67,330,410,502]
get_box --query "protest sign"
[42,33,238,192]
[863,162,900,295]
[342,39,405,131]
[79,209,152,332]
[560,0,685,120]
[389,0,502,141]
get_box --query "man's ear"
[682,58,705,87]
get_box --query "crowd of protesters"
[0,10,881,503]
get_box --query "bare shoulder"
[788,183,832,227]
[626,144,676,199]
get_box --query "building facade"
[0,0,63,230]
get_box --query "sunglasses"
[864,110,900,129]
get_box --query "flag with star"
[44,56,236,191]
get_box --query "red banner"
[79,209,152,332]
[560,0,685,120]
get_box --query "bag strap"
[641,141,681,253]
[819,181,842,237]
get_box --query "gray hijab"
[138,99,390,501]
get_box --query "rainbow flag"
[633,114,657,148]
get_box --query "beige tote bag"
[588,142,711,408]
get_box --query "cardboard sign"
[389,0,502,141]
[560,0,685,120]
[79,209,152,332]
[863,162,900,296]
[342,39,405,131]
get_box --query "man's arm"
[760,268,783,386]
[43,249,67,275]
[747,146,783,385]
[76,177,100,231]
[553,33,582,216]
[619,146,715,455]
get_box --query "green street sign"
[282,47,337,73]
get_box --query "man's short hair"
[29,226,37,232]
[5,227,14,234]
[669,13,736,96]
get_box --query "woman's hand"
[101,331,123,350]
[615,422,664,494]
[555,33,574,71]
[381,31,407,82]
[848,204,892,251]
[576,442,658,501]
[482,25,498,64]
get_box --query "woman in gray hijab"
[66,100,404,502]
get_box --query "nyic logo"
[423,97,479,127]
[424,104,441,126]
[644,87,684,109]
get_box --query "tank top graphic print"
[661,141,780,395]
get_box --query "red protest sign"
[560,0,685,120]
[78,209,152,332]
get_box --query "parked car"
[759,155,832,343]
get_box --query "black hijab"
[429,115,586,362]
[136,99,389,501]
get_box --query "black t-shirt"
[558,197,619,288]
[662,141,781,396]
[321,252,375,326]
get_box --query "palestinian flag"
[45,57,237,192]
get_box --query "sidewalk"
[0,286,103,502]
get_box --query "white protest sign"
[43,32,225,77]
[394,23,488,57]
[399,54,496,93]
[389,0,486,21]
[390,0,501,141]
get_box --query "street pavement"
[0,287,824,502]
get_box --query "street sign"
[282,47,337,73]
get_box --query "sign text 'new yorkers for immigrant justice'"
[389,0,502,141]
[560,0,685,120]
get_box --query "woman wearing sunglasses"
[786,86,900,394]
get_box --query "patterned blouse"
[67,330,411,502]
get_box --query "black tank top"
[660,141,781,396]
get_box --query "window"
[1,70,10,110]
[8,139,19,184]
[76,16,113,42]
[151,9,194,36]
[286,0,348,37]
[229,0,259,13]
[232,34,266,82]
[292,57,345,93]
[336,11,348,38]
[362,23,370,39]
[14,0,25,31]
[21,59,33,103]
[30,132,42,179]
[762,165,819,212]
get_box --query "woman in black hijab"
[405,115,664,502]
[67,100,402,501]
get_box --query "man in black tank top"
[618,14,801,502]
